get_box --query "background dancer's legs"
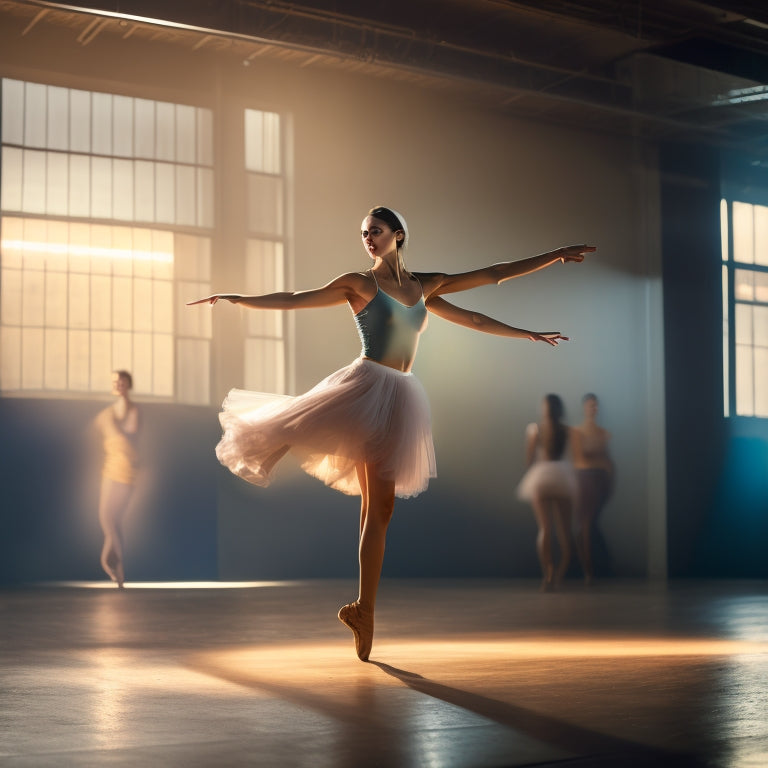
[98,478,132,588]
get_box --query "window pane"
[197,167,214,228]
[732,201,754,264]
[47,86,69,151]
[151,230,174,280]
[44,328,67,389]
[1,267,22,324]
[2,79,24,145]
[134,278,153,331]
[91,275,112,330]
[22,269,44,327]
[755,272,768,304]
[24,82,47,148]
[735,303,752,345]
[245,109,280,173]
[46,152,69,215]
[91,91,112,156]
[734,269,754,302]
[133,332,152,394]
[175,233,210,281]
[69,89,91,152]
[113,95,133,157]
[68,222,92,274]
[91,157,113,219]
[1,146,23,211]
[113,158,135,220]
[90,224,112,276]
[134,98,155,159]
[45,271,68,328]
[0,327,22,389]
[153,280,173,333]
[155,162,175,224]
[175,164,196,226]
[22,328,44,388]
[69,273,90,329]
[156,101,175,161]
[196,108,213,166]
[175,104,196,164]
[113,276,133,330]
[754,204,768,267]
[46,220,69,273]
[134,161,155,222]
[246,173,283,234]
[754,347,768,417]
[91,330,112,390]
[153,333,174,396]
[755,305,768,348]
[68,329,90,390]
[112,331,132,375]
[132,228,153,278]
[111,226,134,277]
[735,344,754,416]
[2,217,25,268]
[22,149,47,213]
[68,154,91,217]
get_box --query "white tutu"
[216,357,436,498]
[516,460,577,502]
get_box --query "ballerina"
[94,370,140,588]
[190,205,594,659]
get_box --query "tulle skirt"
[216,357,436,498]
[516,460,577,502]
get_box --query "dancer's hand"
[529,331,569,346]
[186,294,241,306]
[557,245,596,263]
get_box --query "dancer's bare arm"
[425,295,568,346]
[187,272,369,310]
[418,244,595,297]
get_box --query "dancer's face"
[111,373,131,397]
[361,215,399,260]
[583,397,598,419]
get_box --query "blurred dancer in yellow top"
[94,370,139,588]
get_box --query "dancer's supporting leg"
[98,478,131,588]
[531,491,555,591]
[339,462,395,660]
[553,498,573,586]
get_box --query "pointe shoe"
[338,601,374,661]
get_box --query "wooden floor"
[1,578,767,767]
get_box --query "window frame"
[721,194,768,419]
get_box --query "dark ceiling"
[3,0,768,154]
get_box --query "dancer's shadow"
[370,661,706,768]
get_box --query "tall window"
[721,198,768,417]
[243,108,286,394]
[0,79,213,403]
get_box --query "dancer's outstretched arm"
[187,272,368,310]
[419,244,595,297]
[425,295,568,346]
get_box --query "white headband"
[388,207,409,249]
